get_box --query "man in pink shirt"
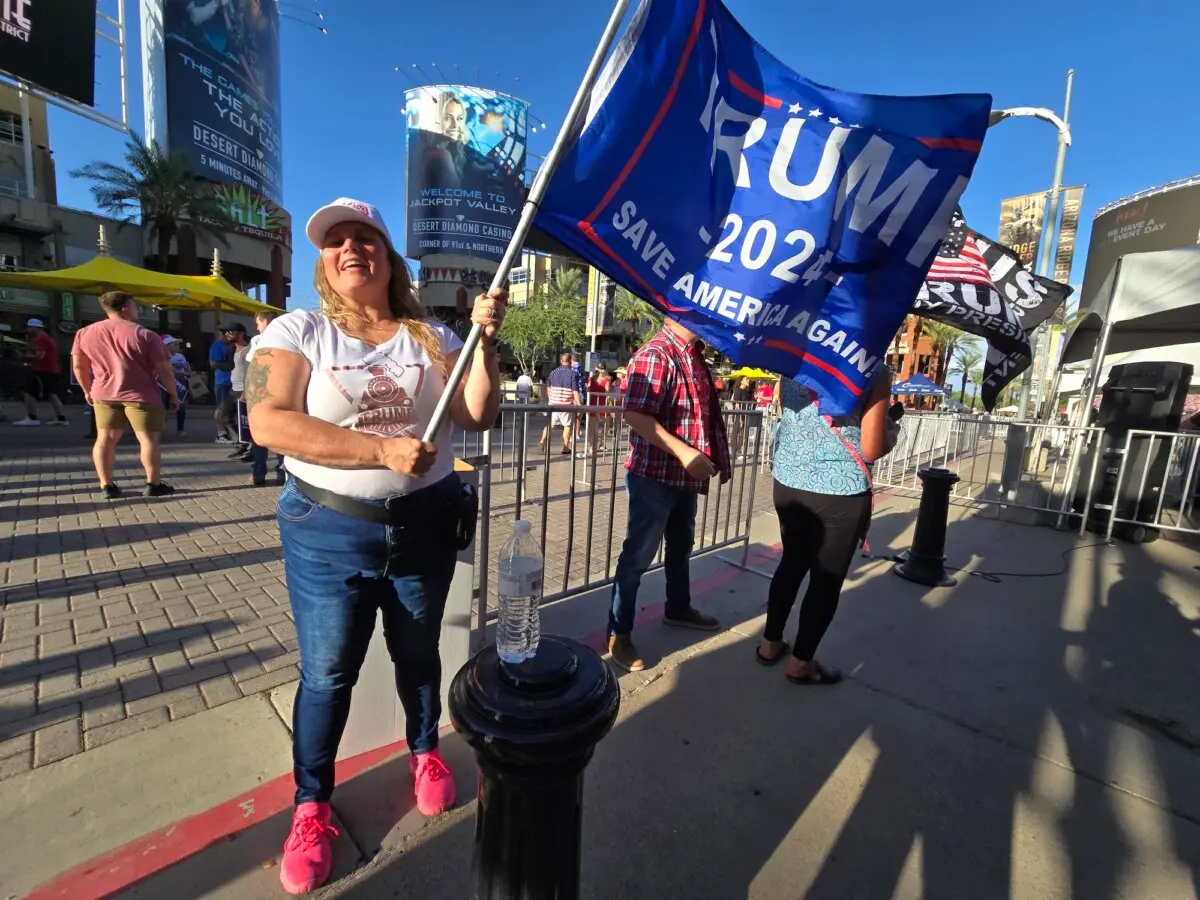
[71,291,181,499]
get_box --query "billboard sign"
[587,272,616,336]
[1052,186,1084,284]
[0,0,96,105]
[997,191,1047,268]
[162,0,282,205]
[199,183,291,246]
[1078,179,1200,312]
[404,86,528,262]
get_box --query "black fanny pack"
[293,476,478,551]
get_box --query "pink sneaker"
[410,748,456,816]
[279,801,339,895]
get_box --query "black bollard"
[448,635,620,900]
[894,466,960,587]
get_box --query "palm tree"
[538,267,587,354]
[968,365,985,409]
[70,134,235,273]
[950,343,985,403]
[920,320,965,385]
[614,286,663,354]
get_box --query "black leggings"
[765,481,872,661]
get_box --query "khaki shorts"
[93,400,165,433]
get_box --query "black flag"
[913,210,1072,410]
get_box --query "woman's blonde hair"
[314,247,446,374]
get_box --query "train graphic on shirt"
[326,361,428,437]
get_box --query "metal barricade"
[1103,429,1200,541]
[871,413,1112,524]
[468,402,766,646]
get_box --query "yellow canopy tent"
[728,367,777,380]
[0,255,274,315]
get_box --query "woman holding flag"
[246,197,505,894]
[757,365,896,684]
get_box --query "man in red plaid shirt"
[607,319,731,672]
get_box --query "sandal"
[755,641,789,666]
[786,661,842,685]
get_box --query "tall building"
[506,251,588,306]
[0,87,290,365]
[885,315,938,381]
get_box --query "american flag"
[926,212,993,286]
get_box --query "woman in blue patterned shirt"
[757,366,896,683]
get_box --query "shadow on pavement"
[0,621,243,741]
[323,506,1200,900]
[2,516,276,563]
[0,546,284,604]
[65,497,1200,899]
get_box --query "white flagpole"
[423,0,636,442]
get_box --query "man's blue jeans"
[277,475,459,805]
[250,442,283,481]
[609,473,699,637]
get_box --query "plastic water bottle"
[497,520,543,663]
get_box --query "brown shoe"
[663,608,721,631]
[607,635,646,672]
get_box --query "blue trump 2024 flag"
[534,0,992,415]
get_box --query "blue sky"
[58,0,1200,310]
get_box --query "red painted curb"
[27,737,414,900]
[31,542,782,900]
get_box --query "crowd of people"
[7,300,290,498]
[533,351,627,455]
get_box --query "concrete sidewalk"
[6,492,1200,898]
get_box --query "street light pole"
[1016,69,1074,419]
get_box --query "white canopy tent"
[1057,244,1200,422]
[1057,342,1200,396]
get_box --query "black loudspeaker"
[1096,361,1192,432]
[1075,361,1193,542]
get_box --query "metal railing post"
[474,428,493,651]
[741,413,764,566]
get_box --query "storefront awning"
[0,256,275,315]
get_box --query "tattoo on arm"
[244,350,275,411]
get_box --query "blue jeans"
[609,473,699,636]
[250,442,283,481]
[213,383,230,411]
[278,474,460,804]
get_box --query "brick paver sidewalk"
[0,415,296,779]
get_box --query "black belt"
[291,475,476,551]
[292,478,395,525]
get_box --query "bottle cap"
[513,520,532,534]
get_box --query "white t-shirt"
[253,309,464,499]
[231,345,251,391]
[515,373,533,399]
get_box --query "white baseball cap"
[162,334,179,345]
[26,318,43,328]
[305,198,394,251]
